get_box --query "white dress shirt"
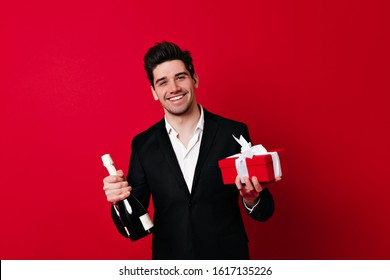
[165,106,204,193]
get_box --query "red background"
[1,0,389,259]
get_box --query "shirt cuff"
[243,197,261,214]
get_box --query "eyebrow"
[154,72,189,85]
[175,72,189,77]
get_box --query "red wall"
[1,0,389,259]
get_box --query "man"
[103,41,276,259]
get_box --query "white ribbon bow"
[232,135,282,183]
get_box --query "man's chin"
[162,103,192,116]
[166,107,190,116]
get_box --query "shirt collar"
[165,105,204,136]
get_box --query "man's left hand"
[235,176,281,207]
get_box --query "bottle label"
[139,213,153,231]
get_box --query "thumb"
[116,169,125,177]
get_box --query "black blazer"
[111,108,274,259]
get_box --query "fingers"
[243,176,254,192]
[251,176,263,193]
[235,176,263,193]
[103,180,130,191]
[235,175,243,190]
[235,176,258,206]
[106,190,131,204]
[235,176,254,200]
[103,169,131,204]
[235,175,253,192]
[104,183,132,204]
[103,169,126,184]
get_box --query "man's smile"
[167,93,186,102]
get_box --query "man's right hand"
[103,169,131,204]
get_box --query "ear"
[151,86,159,101]
[193,73,199,88]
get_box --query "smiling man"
[103,41,276,260]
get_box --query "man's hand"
[235,175,281,207]
[103,170,131,204]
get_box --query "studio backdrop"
[1,0,389,259]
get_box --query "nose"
[168,80,180,94]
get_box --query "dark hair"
[144,41,195,87]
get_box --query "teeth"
[169,95,183,101]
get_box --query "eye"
[158,81,167,86]
[177,75,185,80]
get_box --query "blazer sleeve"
[243,188,274,221]
[239,123,275,222]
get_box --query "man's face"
[151,60,198,117]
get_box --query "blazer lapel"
[191,109,219,194]
[155,120,191,198]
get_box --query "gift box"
[218,135,286,184]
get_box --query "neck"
[165,104,201,135]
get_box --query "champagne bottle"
[102,154,153,241]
